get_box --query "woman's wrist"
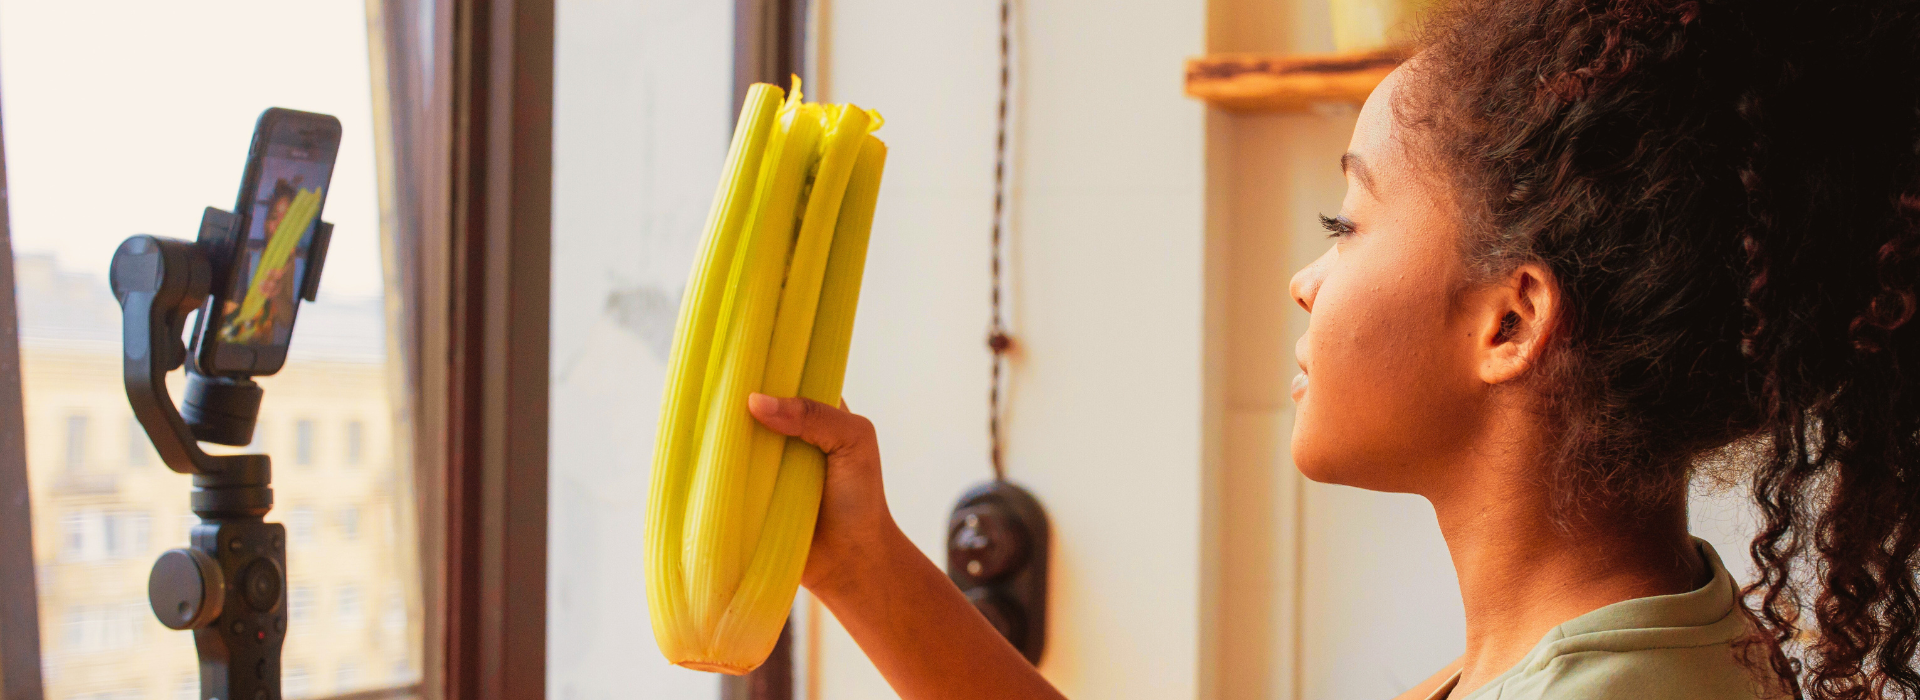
[805,517,915,605]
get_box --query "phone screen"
[205,124,336,373]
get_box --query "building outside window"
[288,506,317,548]
[126,416,150,468]
[59,512,83,561]
[63,413,86,472]
[289,585,316,625]
[60,602,145,653]
[336,584,362,628]
[333,660,359,694]
[295,419,316,467]
[337,506,360,541]
[5,4,421,699]
[344,420,363,466]
[59,510,151,562]
[284,664,312,699]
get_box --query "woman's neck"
[1428,468,1704,696]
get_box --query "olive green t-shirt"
[1427,538,1772,700]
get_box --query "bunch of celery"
[645,81,887,674]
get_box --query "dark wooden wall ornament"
[946,482,1050,663]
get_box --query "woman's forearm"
[807,522,1066,700]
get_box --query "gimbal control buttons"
[241,558,283,612]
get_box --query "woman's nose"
[1290,247,1331,313]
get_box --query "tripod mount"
[112,206,331,700]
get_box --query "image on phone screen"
[215,144,332,352]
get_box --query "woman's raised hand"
[747,393,895,596]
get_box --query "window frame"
[368,0,552,698]
[0,80,45,700]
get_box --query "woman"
[746,0,1920,697]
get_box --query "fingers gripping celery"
[645,81,887,675]
[713,136,887,662]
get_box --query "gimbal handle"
[113,206,332,700]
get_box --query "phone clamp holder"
[112,206,331,700]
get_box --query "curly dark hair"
[1402,0,1920,697]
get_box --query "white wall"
[547,0,732,698]
[816,0,1209,697]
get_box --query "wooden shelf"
[1185,49,1406,112]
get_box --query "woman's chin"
[1288,432,1348,485]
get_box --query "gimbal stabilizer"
[112,207,331,700]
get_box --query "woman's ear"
[1477,263,1558,385]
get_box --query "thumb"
[747,393,873,455]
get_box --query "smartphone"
[189,108,342,377]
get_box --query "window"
[344,420,364,466]
[59,512,84,561]
[294,419,316,467]
[336,585,362,628]
[8,3,423,697]
[126,417,151,468]
[381,591,406,636]
[95,511,149,560]
[333,660,360,693]
[288,507,317,548]
[289,586,316,625]
[63,413,87,472]
[59,602,144,653]
[112,511,150,559]
[59,510,150,562]
[284,664,312,699]
[337,506,360,541]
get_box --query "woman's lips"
[1291,371,1308,401]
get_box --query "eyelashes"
[1319,214,1357,238]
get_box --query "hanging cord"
[987,0,1014,482]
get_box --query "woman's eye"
[1319,214,1357,239]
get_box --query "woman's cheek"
[1287,283,1450,488]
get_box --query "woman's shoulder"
[1482,642,1774,700]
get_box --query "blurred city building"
[16,253,417,700]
